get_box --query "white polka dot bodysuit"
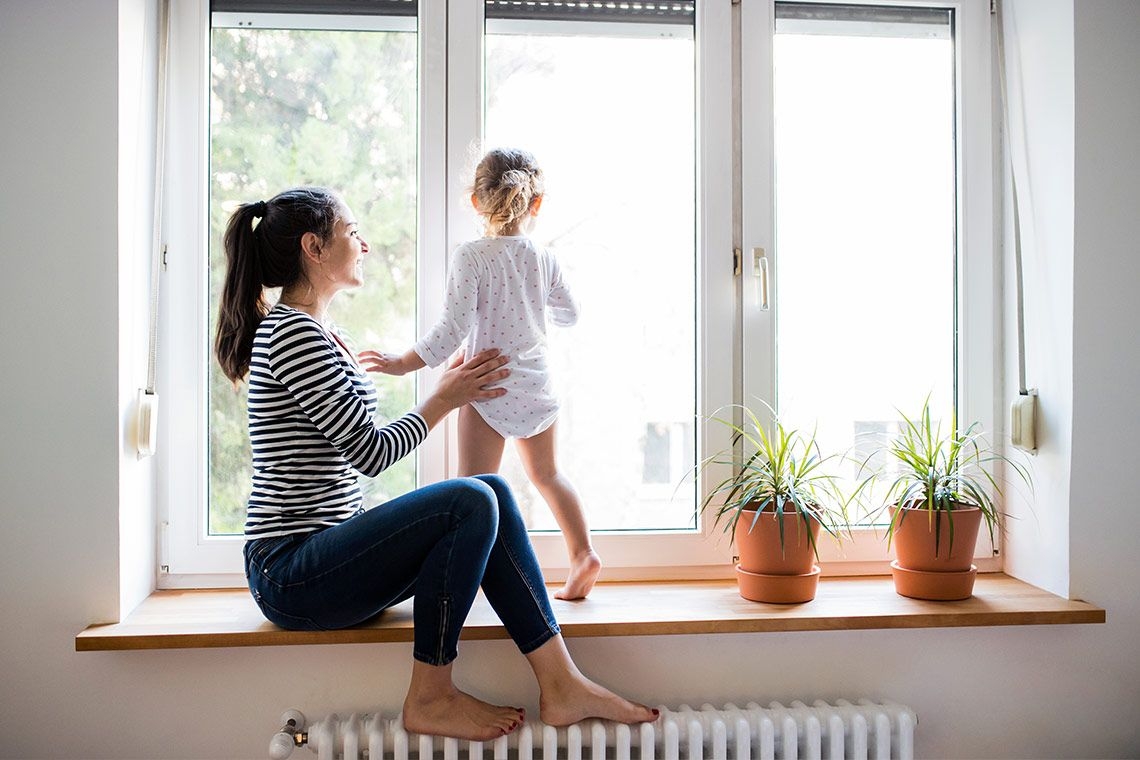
[413,235,579,439]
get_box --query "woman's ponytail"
[215,202,269,384]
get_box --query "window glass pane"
[773,5,956,522]
[208,19,417,535]
[483,15,697,531]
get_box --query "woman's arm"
[411,349,510,430]
[266,312,429,477]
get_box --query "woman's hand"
[358,348,426,376]
[414,349,510,430]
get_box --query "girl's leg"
[514,422,601,599]
[469,475,656,727]
[458,404,507,476]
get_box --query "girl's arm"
[358,348,426,376]
[411,245,481,367]
[546,252,579,327]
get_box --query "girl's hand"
[358,349,426,376]
[415,349,510,430]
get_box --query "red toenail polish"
[652,709,660,717]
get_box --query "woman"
[214,186,657,741]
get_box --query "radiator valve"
[269,710,306,760]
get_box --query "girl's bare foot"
[554,549,602,601]
[538,672,658,727]
[402,687,524,741]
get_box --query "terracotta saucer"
[735,564,821,604]
[890,560,978,601]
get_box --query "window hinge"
[990,0,997,15]
[159,520,170,574]
[161,243,169,271]
[733,247,742,276]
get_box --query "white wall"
[999,0,1074,598]
[1070,1,1140,638]
[1,1,1138,757]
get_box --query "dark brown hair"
[214,186,341,383]
[471,148,545,236]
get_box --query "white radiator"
[269,700,917,760]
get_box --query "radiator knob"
[269,711,306,760]
[268,731,295,760]
[280,710,306,730]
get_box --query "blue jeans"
[244,474,560,665]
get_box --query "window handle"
[753,247,770,311]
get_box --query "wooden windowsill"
[75,573,1103,652]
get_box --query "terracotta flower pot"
[890,504,982,572]
[732,506,822,603]
[734,507,820,575]
[889,504,983,600]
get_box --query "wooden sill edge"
[76,573,1104,652]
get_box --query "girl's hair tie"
[251,200,268,218]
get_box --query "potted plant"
[697,403,850,603]
[867,397,1031,601]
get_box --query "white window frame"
[740,0,999,573]
[158,0,996,588]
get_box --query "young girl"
[363,148,601,600]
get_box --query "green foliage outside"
[208,27,418,534]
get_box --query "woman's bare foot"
[402,688,524,741]
[403,661,524,741]
[538,672,658,727]
[554,549,602,601]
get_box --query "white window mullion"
[956,0,998,472]
[439,0,485,482]
[694,0,740,572]
[445,0,484,258]
[416,0,450,485]
[956,0,999,562]
[740,0,778,423]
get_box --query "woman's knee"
[471,474,530,533]
[471,473,510,497]
[471,474,524,515]
[450,476,501,528]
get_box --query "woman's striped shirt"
[245,304,428,539]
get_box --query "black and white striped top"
[245,304,428,539]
